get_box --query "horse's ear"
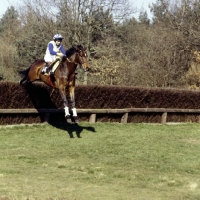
[73,45,78,50]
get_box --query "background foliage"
[1,0,200,88]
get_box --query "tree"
[0,6,20,36]
[138,10,150,25]
[0,6,20,81]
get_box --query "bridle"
[66,49,87,66]
[78,49,88,65]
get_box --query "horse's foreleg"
[69,86,79,123]
[59,87,71,123]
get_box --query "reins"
[66,57,72,63]
[66,50,84,65]
[66,57,78,65]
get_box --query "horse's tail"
[18,60,38,77]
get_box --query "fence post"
[121,113,128,123]
[161,112,167,124]
[89,114,96,123]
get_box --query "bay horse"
[18,45,89,123]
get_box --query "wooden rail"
[0,108,200,124]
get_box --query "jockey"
[42,34,66,76]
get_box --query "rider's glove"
[57,53,64,57]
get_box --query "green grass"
[0,122,200,199]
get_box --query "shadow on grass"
[50,122,96,138]
[19,82,96,137]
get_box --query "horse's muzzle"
[84,67,90,72]
[82,63,90,72]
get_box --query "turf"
[0,122,200,199]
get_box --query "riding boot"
[47,62,53,73]
[50,71,54,76]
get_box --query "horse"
[18,45,90,123]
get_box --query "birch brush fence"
[1,82,200,124]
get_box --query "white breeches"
[44,54,57,63]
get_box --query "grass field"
[0,122,200,199]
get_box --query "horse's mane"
[65,45,84,57]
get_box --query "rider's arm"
[48,43,57,55]
[60,45,66,55]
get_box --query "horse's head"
[75,45,90,72]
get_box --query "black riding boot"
[49,71,54,76]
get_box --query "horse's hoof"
[74,117,80,124]
[66,115,72,123]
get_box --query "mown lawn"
[0,122,200,199]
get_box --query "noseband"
[78,50,87,65]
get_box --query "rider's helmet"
[53,34,64,41]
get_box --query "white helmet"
[53,34,64,40]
